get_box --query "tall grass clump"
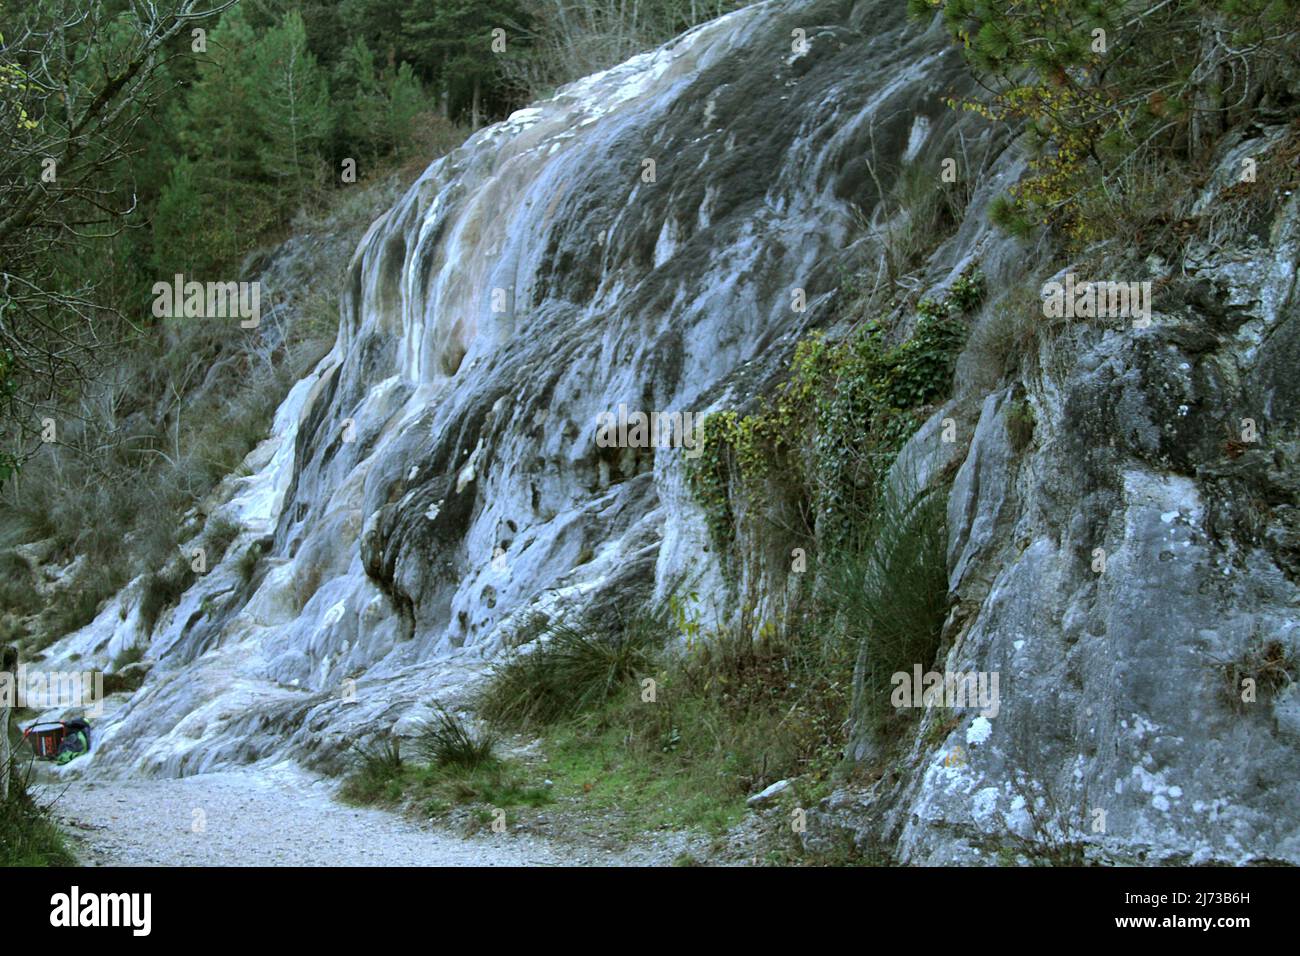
[832,476,951,739]
[473,604,854,834]
[478,612,667,729]
[1,749,75,866]
[339,738,404,805]
[416,704,497,770]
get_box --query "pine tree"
[337,36,386,163]
[337,36,429,167]
[402,0,528,128]
[383,62,425,158]
[170,5,273,268]
[152,157,207,279]
[251,11,334,203]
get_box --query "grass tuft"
[416,704,497,770]
[339,738,404,805]
[833,477,951,740]
[1,747,75,866]
[478,613,666,729]
[1212,635,1298,714]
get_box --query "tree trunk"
[1190,17,1227,158]
[440,54,450,119]
[1,644,15,801]
[471,75,482,130]
[1,704,9,801]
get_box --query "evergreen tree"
[251,11,334,203]
[169,5,272,270]
[152,158,207,279]
[383,61,426,158]
[337,37,429,168]
[336,36,386,163]
[402,0,529,128]
[339,0,406,69]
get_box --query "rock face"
[35,0,1299,864]
[823,144,1300,865]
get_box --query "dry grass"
[1211,635,1299,714]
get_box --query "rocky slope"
[29,0,1299,864]
[817,164,1300,864]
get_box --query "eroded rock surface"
[34,0,1299,865]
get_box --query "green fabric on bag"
[56,730,88,765]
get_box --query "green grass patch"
[338,724,551,827]
[339,738,405,805]
[411,763,552,820]
[477,610,852,839]
[1,749,76,866]
[0,792,75,866]
[537,706,752,837]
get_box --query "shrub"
[1213,635,1298,713]
[236,538,271,586]
[138,562,196,637]
[202,516,241,566]
[1006,399,1037,452]
[947,267,987,314]
[960,284,1043,389]
[914,0,1300,243]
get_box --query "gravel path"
[41,765,634,867]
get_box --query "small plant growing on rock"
[916,296,949,322]
[1006,399,1037,452]
[947,266,986,314]
[111,643,145,672]
[996,764,1092,867]
[236,538,271,586]
[1211,635,1298,714]
[102,645,150,695]
[139,559,197,636]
